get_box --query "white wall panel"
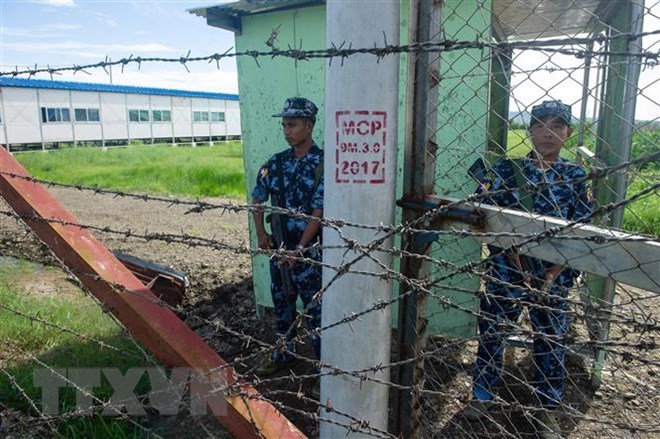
[70,91,99,107]
[126,94,149,107]
[210,123,227,136]
[152,124,172,138]
[150,95,170,107]
[193,123,211,137]
[172,96,192,137]
[3,88,41,143]
[74,124,103,141]
[226,100,241,136]
[42,124,73,142]
[100,92,127,140]
[128,124,151,139]
[39,89,70,107]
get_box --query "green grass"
[622,172,660,236]
[16,142,246,199]
[0,262,153,438]
[506,129,532,157]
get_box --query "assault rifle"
[268,207,295,299]
[270,152,295,299]
[468,158,537,282]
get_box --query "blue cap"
[530,100,572,126]
[273,97,318,123]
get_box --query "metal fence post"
[578,41,594,148]
[588,0,644,388]
[394,0,441,436]
[486,44,513,163]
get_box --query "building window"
[152,110,172,122]
[210,111,225,122]
[193,111,210,122]
[193,111,225,122]
[41,107,71,123]
[129,109,150,123]
[74,108,100,122]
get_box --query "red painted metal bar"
[0,147,306,439]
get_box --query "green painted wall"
[235,2,489,338]
[429,0,492,337]
[236,6,327,310]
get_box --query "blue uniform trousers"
[472,284,569,408]
[269,250,322,362]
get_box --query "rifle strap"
[511,158,534,212]
[509,158,537,276]
[313,158,323,193]
[275,151,286,209]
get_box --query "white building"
[0,78,241,151]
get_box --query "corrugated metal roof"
[492,0,621,40]
[191,0,619,40]
[189,0,324,19]
[0,77,239,101]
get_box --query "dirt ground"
[0,186,658,438]
[0,186,321,438]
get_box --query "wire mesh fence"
[401,0,660,438]
[0,0,659,438]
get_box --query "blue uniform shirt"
[477,156,593,285]
[252,144,324,244]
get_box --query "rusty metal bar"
[0,147,306,439]
[394,0,441,436]
[414,194,660,294]
[397,197,484,226]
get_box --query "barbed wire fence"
[1,158,657,437]
[0,0,659,438]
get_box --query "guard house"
[190,0,641,339]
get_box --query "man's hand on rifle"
[280,244,304,269]
[510,252,532,289]
[257,232,274,250]
[540,265,563,295]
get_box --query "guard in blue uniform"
[467,100,593,437]
[251,97,323,375]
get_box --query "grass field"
[15,142,246,199]
[622,173,660,236]
[0,259,152,437]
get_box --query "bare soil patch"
[3,266,81,299]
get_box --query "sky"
[0,0,239,93]
[0,0,659,120]
[507,4,660,123]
